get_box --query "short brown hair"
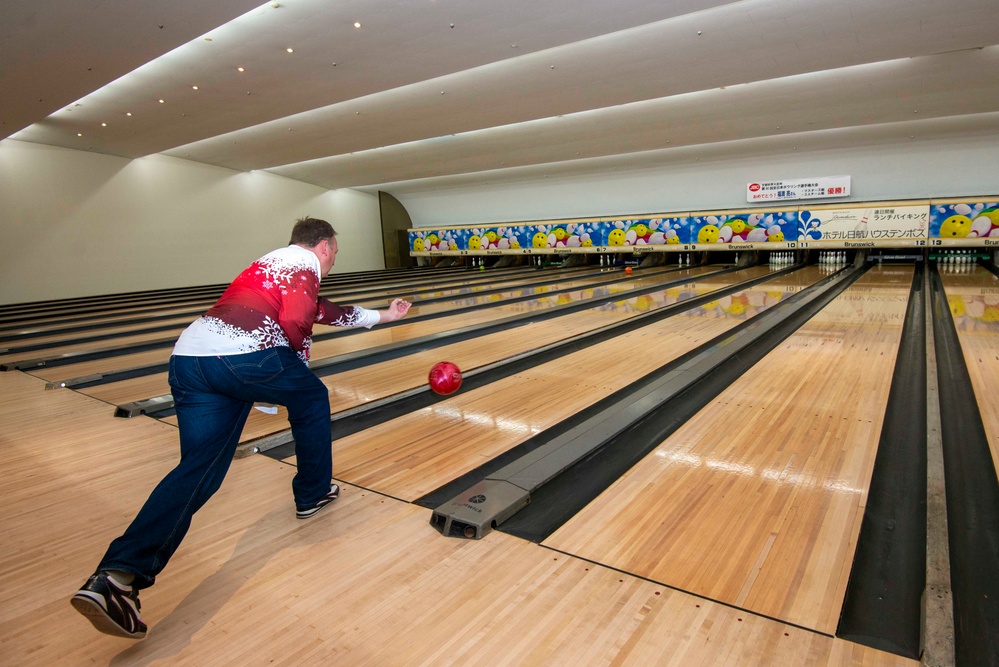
[290,217,337,247]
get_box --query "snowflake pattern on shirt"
[173,245,365,364]
[252,316,292,349]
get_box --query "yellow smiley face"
[697,225,720,244]
[725,219,747,235]
[607,229,626,246]
[768,231,785,242]
[413,238,425,251]
[468,235,481,250]
[532,232,549,248]
[940,215,972,238]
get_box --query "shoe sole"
[71,594,147,639]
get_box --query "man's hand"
[380,298,412,323]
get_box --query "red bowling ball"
[428,361,463,395]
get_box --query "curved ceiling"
[4,0,998,195]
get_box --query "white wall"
[396,133,999,228]
[0,139,383,305]
[5,131,997,305]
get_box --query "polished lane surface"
[543,266,914,634]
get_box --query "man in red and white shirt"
[72,217,411,639]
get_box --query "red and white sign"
[747,176,851,203]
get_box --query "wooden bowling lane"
[24,264,684,386]
[0,302,214,340]
[71,265,722,407]
[0,328,180,367]
[0,278,514,367]
[542,266,914,635]
[0,264,540,341]
[385,264,599,301]
[938,264,999,479]
[288,267,829,501]
[347,263,676,319]
[0,312,201,354]
[0,265,553,355]
[0,369,913,666]
[162,265,780,443]
[0,265,578,363]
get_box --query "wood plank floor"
[0,370,915,666]
[542,267,914,635]
[939,264,999,481]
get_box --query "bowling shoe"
[296,482,341,519]
[71,571,147,639]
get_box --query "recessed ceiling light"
[126,112,132,116]
[237,67,245,72]
[77,133,82,137]
[354,22,362,28]
[159,99,165,103]
[192,85,199,90]
[101,122,107,127]
[286,47,294,53]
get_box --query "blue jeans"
[98,347,332,589]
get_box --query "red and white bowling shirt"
[173,245,378,364]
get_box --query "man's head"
[291,217,338,275]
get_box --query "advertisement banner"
[747,176,850,203]
[797,205,928,244]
